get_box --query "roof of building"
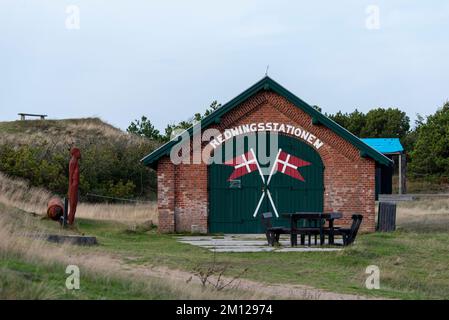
[361,138,404,154]
[141,76,393,167]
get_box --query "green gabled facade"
[141,76,393,167]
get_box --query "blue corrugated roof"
[360,138,404,154]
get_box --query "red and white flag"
[276,151,311,181]
[224,152,258,181]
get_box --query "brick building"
[142,77,392,234]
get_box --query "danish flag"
[223,148,312,218]
[224,151,258,181]
[276,151,311,181]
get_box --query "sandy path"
[134,265,374,300]
[85,252,376,300]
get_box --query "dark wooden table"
[281,212,343,246]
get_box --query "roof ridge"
[142,77,393,167]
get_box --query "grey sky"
[1,0,448,131]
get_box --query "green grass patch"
[0,241,257,299]
[3,202,449,299]
[72,217,449,300]
[0,256,213,299]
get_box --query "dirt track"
[135,265,376,300]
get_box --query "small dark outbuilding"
[361,138,406,196]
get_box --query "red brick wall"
[157,91,376,233]
[174,163,208,233]
[157,158,175,232]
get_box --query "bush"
[409,102,449,178]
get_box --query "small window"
[229,179,241,189]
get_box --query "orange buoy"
[47,197,64,221]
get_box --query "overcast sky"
[1,0,448,131]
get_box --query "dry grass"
[392,175,449,194]
[0,204,264,300]
[0,172,51,214]
[396,198,449,232]
[76,202,157,224]
[0,172,264,299]
[0,172,158,225]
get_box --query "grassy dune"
[0,118,133,146]
[0,118,158,201]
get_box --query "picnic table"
[280,212,343,246]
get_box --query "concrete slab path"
[177,234,343,252]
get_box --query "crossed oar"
[251,148,283,218]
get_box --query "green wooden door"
[208,134,324,233]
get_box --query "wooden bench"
[18,113,48,120]
[261,212,290,246]
[324,214,363,246]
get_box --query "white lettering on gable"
[209,122,325,150]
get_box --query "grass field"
[0,203,267,300]
[1,198,449,300]
[1,172,449,299]
[77,215,449,299]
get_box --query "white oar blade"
[267,189,279,218]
